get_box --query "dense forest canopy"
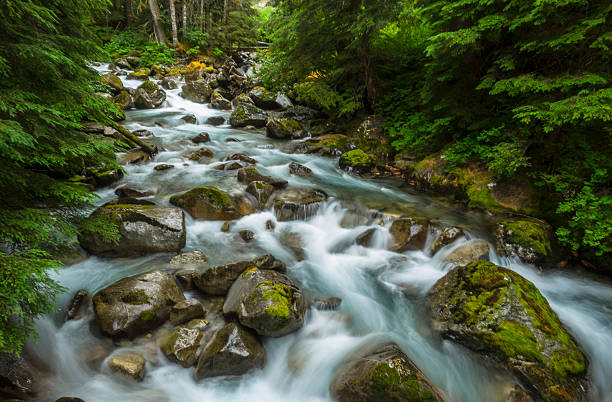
[0,0,610,357]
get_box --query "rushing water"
[28,65,612,402]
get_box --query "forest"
[0,0,610,401]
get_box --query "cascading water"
[28,64,612,402]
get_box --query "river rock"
[115,186,152,198]
[170,249,208,269]
[154,163,174,171]
[495,220,556,266]
[133,80,166,109]
[330,342,444,402]
[313,296,342,311]
[355,228,377,247]
[194,322,266,380]
[0,352,35,399]
[210,90,232,110]
[298,134,352,156]
[226,153,257,164]
[339,150,377,173]
[158,322,204,367]
[276,106,322,122]
[248,87,282,110]
[206,116,225,126]
[246,181,275,207]
[113,90,134,109]
[170,187,241,221]
[429,226,464,255]
[93,270,185,338]
[79,204,186,257]
[181,114,197,124]
[237,167,288,188]
[182,80,213,103]
[288,161,312,176]
[273,188,328,221]
[170,299,206,325]
[425,261,588,401]
[101,72,123,93]
[65,289,89,321]
[114,58,131,69]
[108,353,146,381]
[388,217,429,252]
[443,240,490,266]
[275,93,293,109]
[229,102,267,128]
[279,230,306,261]
[161,76,178,90]
[266,117,302,139]
[191,132,211,143]
[239,230,255,241]
[184,147,214,162]
[223,267,307,337]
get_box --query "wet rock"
[506,384,534,402]
[170,187,241,221]
[210,90,232,110]
[339,150,377,174]
[133,129,154,137]
[154,163,174,171]
[115,187,152,198]
[174,269,199,290]
[170,249,208,269]
[65,289,89,321]
[232,93,255,107]
[101,72,123,93]
[240,230,255,242]
[273,188,328,221]
[275,93,293,109]
[225,137,242,142]
[276,106,322,122]
[266,220,276,230]
[229,102,267,128]
[134,80,166,109]
[221,221,231,232]
[248,87,282,110]
[55,397,85,402]
[155,119,171,128]
[215,161,246,171]
[425,261,588,401]
[288,161,312,176]
[113,90,134,109]
[79,204,186,257]
[126,55,140,67]
[495,220,556,267]
[429,226,464,255]
[313,296,342,311]
[237,167,288,188]
[443,240,490,266]
[223,267,307,337]
[108,353,146,381]
[114,58,131,69]
[246,181,275,207]
[0,352,35,399]
[182,80,213,103]
[181,114,197,124]
[206,116,225,126]
[279,230,305,261]
[118,148,151,165]
[355,228,377,247]
[298,134,352,157]
[93,270,185,338]
[194,322,266,380]
[191,132,210,143]
[225,153,257,164]
[388,217,429,252]
[330,342,444,402]
[266,117,302,140]
[184,147,214,162]
[161,76,178,90]
[158,322,204,368]
[170,299,206,325]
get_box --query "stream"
[28,65,612,402]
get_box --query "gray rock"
[288,161,312,176]
[355,228,376,247]
[430,226,464,255]
[182,80,213,103]
[388,217,429,252]
[443,240,490,266]
[191,132,210,143]
[210,91,232,110]
[170,187,241,221]
[158,321,207,368]
[108,353,146,381]
[237,167,288,188]
[0,352,35,399]
[246,181,276,207]
[170,249,208,269]
[170,299,206,325]
[183,147,214,162]
[266,117,302,140]
[133,80,166,109]
[248,87,282,110]
[161,77,178,90]
[272,188,328,221]
[181,114,197,124]
[65,289,89,321]
[206,116,225,126]
[229,102,267,128]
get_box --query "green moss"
[484,321,542,362]
[179,231,186,248]
[138,79,159,93]
[121,289,149,305]
[258,281,292,321]
[502,220,552,257]
[242,266,258,277]
[308,134,349,150]
[371,361,435,400]
[185,187,235,209]
[140,309,156,321]
[255,181,265,190]
[340,149,377,168]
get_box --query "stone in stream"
[355,228,377,247]
[0,351,36,399]
[231,93,255,107]
[279,230,306,261]
[115,186,152,198]
[339,149,377,173]
[429,226,464,255]
[442,240,490,266]
[113,90,134,109]
[155,119,171,128]
[170,299,207,325]
[93,270,185,338]
[65,289,89,321]
[158,320,208,368]
[494,219,557,267]
[133,129,154,137]
[272,188,328,221]
[225,152,257,165]
[154,163,174,171]
[237,167,288,188]
[265,117,303,140]
[55,397,85,402]
[100,72,123,93]
[191,132,210,143]
[160,76,178,89]
[206,116,225,126]
[215,161,246,171]
[107,353,146,381]
[183,147,214,162]
[240,230,255,242]
[133,80,166,109]
[313,296,342,311]
[170,187,242,221]
[170,249,208,269]
[288,161,312,176]
[388,217,429,252]
[194,322,266,380]
[79,203,186,257]
[425,261,588,401]
[181,80,213,103]
[181,114,197,124]
[223,267,307,337]
[246,181,275,207]
[210,90,232,110]
[329,342,444,402]
[194,254,286,296]
[229,102,267,128]
[248,87,284,110]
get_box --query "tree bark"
[168,0,179,48]
[125,0,132,27]
[205,0,211,33]
[223,0,228,24]
[147,0,167,43]
[182,0,188,40]
[199,0,204,31]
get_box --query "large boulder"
[93,270,185,338]
[113,90,134,110]
[273,188,328,221]
[101,72,123,93]
[388,217,429,252]
[194,323,266,380]
[210,90,232,110]
[442,240,490,266]
[170,187,241,221]
[108,353,146,381]
[0,352,36,399]
[265,117,303,140]
[246,181,276,207]
[223,267,307,337]
[133,80,166,109]
[495,220,557,267]
[158,319,207,367]
[229,102,267,128]
[426,261,588,401]
[79,204,186,257]
[237,167,288,188]
[182,80,213,103]
[339,150,377,174]
[330,342,444,402]
[248,86,282,110]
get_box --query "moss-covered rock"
[170,186,241,221]
[93,270,185,338]
[223,267,307,337]
[429,226,464,255]
[112,90,134,110]
[389,217,429,252]
[248,86,282,110]
[330,342,444,402]
[496,220,556,267]
[157,322,205,368]
[237,167,288,188]
[127,68,150,80]
[246,181,275,207]
[265,117,303,140]
[210,90,232,110]
[181,80,213,103]
[298,134,352,156]
[339,149,377,173]
[134,80,166,109]
[425,261,588,401]
[272,188,328,221]
[229,102,268,128]
[101,72,123,93]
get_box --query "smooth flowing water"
[29,66,612,402]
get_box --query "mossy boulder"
[101,73,123,93]
[223,267,307,337]
[495,220,556,267]
[210,90,232,110]
[93,270,185,338]
[265,117,303,140]
[170,298,206,325]
[158,320,207,368]
[425,261,588,401]
[183,147,214,162]
[194,322,266,380]
[272,188,328,221]
[134,80,166,109]
[231,93,255,107]
[181,80,213,103]
[246,181,276,207]
[229,102,267,128]
[248,86,282,110]
[330,342,444,402]
[339,149,377,173]
[237,167,288,188]
[127,68,150,80]
[160,76,178,89]
[170,187,241,221]
[112,90,134,110]
[389,217,429,252]
[299,134,352,156]
[79,204,186,257]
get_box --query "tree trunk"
[223,0,228,24]
[148,0,167,43]
[182,0,188,40]
[125,0,132,26]
[169,0,179,48]
[205,1,211,33]
[199,0,204,31]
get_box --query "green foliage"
[138,42,176,66]
[293,79,361,118]
[185,30,209,49]
[103,29,176,66]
